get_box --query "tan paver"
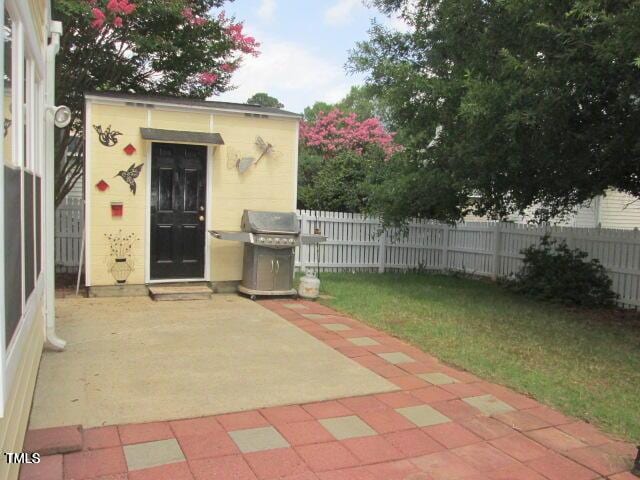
[284,303,308,310]
[378,352,415,365]
[303,314,329,320]
[123,439,184,471]
[417,372,459,385]
[348,337,380,347]
[229,426,290,453]
[396,405,451,427]
[319,415,376,440]
[463,395,515,416]
[323,323,351,332]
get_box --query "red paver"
[369,364,408,379]
[189,455,257,480]
[84,427,121,451]
[383,429,444,457]
[460,416,516,440]
[489,433,549,462]
[216,410,269,431]
[557,421,612,446]
[430,399,479,420]
[422,422,482,449]
[522,405,572,426]
[295,442,360,472]
[117,422,173,445]
[176,430,239,460]
[488,463,546,480]
[169,416,223,438]
[375,391,423,409]
[451,442,518,472]
[276,420,335,446]
[338,396,387,414]
[493,410,551,432]
[359,409,415,434]
[564,445,634,476]
[24,425,83,455]
[19,454,63,480]
[367,459,423,479]
[335,346,370,358]
[63,447,127,480]
[244,447,308,479]
[411,386,457,404]
[527,452,600,480]
[260,405,313,425]
[316,466,375,480]
[341,435,404,464]
[302,401,352,419]
[127,462,193,480]
[525,426,587,451]
[388,375,429,391]
[410,450,481,480]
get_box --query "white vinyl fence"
[297,209,640,309]
[55,197,83,273]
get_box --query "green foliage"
[303,86,383,122]
[351,0,640,224]
[511,236,617,308]
[246,92,284,108]
[297,147,387,212]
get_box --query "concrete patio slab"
[29,295,396,429]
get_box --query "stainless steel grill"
[210,210,325,298]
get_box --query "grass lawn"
[315,272,640,443]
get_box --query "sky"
[215,0,408,114]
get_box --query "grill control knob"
[289,238,294,244]
[259,237,265,243]
[275,238,280,244]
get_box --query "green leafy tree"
[350,0,640,224]
[246,92,284,108]
[54,0,259,206]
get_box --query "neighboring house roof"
[84,91,303,119]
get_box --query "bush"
[510,235,617,308]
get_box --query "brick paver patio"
[20,299,637,480]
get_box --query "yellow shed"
[83,92,301,295]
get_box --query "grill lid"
[241,210,300,235]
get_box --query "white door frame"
[144,142,212,284]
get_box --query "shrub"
[510,235,617,308]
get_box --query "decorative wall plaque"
[94,124,122,147]
[115,163,144,195]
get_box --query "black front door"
[150,143,207,280]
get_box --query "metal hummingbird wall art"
[94,124,122,147]
[115,163,144,195]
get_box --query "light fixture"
[46,105,72,128]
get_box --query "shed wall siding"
[0,306,44,480]
[86,101,298,285]
[599,190,640,230]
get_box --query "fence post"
[492,222,502,280]
[299,214,308,273]
[441,224,449,271]
[378,225,386,273]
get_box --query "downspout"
[43,20,65,351]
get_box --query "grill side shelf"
[209,230,252,242]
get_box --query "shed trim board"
[85,92,303,120]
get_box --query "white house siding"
[598,190,640,230]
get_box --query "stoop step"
[148,285,213,301]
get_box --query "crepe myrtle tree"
[54,0,259,206]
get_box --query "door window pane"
[3,10,12,165]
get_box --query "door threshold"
[147,278,208,285]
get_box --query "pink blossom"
[300,109,400,158]
[113,16,123,27]
[121,1,136,15]
[198,72,219,85]
[91,7,106,29]
[192,17,207,26]
[182,7,194,20]
[221,63,235,73]
[106,0,120,12]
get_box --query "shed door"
[150,143,207,280]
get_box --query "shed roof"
[84,91,303,119]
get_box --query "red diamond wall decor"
[96,179,109,192]
[123,143,136,156]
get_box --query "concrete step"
[148,285,213,301]
[24,425,84,456]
